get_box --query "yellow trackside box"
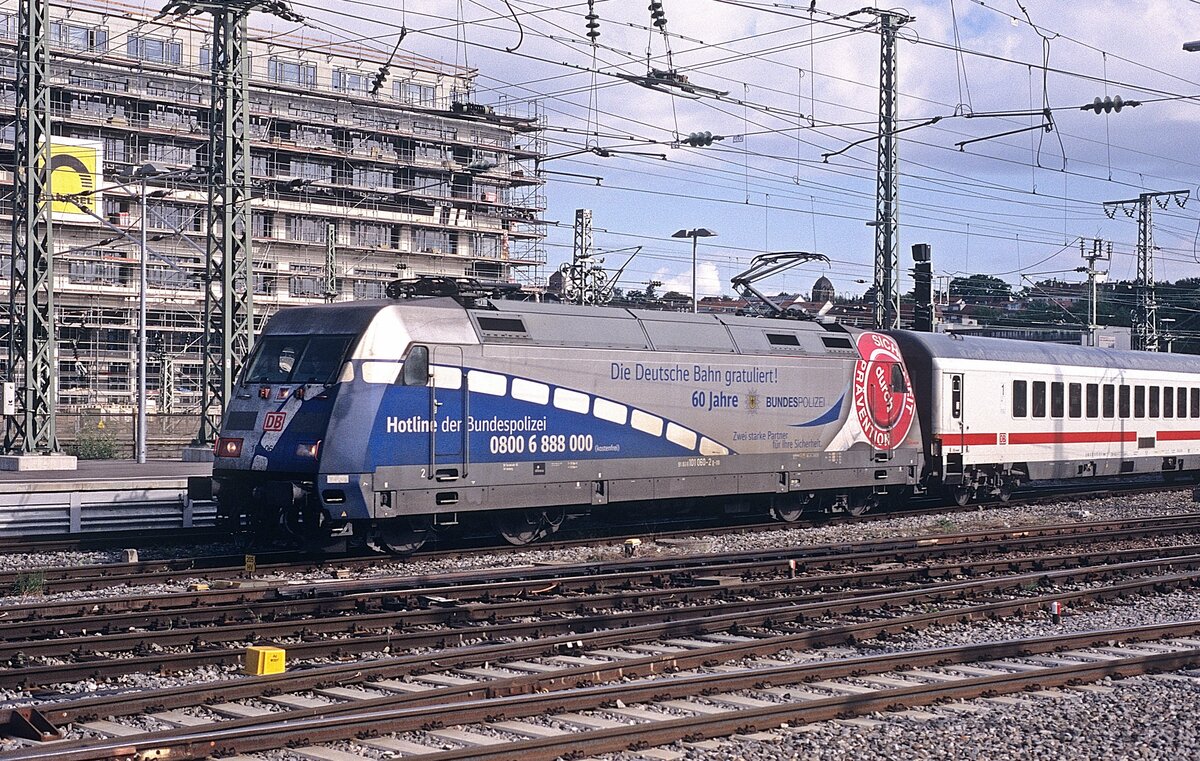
[244,646,286,675]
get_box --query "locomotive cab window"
[1086,384,1099,418]
[1050,382,1064,418]
[1102,384,1115,418]
[243,334,356,385]
[890,364,907,393]
[1032,381,1046,418]
[401,345,430,386]
[1012,380,1027,418]
[1068,383,1082,419]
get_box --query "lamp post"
[671,228,717,313]
[131,162,172,464]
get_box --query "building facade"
[0,0,545,448]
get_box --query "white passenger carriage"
[892,331,1200,504]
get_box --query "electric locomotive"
[212,289,924,551]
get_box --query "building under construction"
[0,0,546,450]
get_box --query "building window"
[289,159,332,182]
[333,69,370,93]
[286,217,327,243]
[51,21,107,52]
[199,46,211,68]
[128,35,182,64]
[395,80,437,105]
[288,265,324,297]
[268,57,317,87]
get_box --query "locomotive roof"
[893,330,1200,373]
[260,299,460,336]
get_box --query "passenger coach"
[893,331,1200,504]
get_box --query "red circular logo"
[853,332,916,450]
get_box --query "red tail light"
[215,436,243,458]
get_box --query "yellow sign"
[244,554,256,574]
[46,137,104,222]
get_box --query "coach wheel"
[950,485,973,507]
[370,517,430,555]
[770,494,809,523]
[494,508,555,546]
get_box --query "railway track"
[3,504,1200,758]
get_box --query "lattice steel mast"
[1104,190,1189,352]
[868,9,912,331]
[7,0,58,454]
[160,0,301,447]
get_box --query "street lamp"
[131,162,173,464]
[671,228,717,313]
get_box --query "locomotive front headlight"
[296,440,321,459]
[215,436,243,458]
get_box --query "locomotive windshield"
[243,334,357,384]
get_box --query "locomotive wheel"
[770,493,812,523]
[369,518,429,555]
[847,494,876,517]
[494,508,561,546]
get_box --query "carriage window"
[1012,380,1027,418]
[1050,382,1064,418]
[1179,387,1188,418]
[951,375,962,419]
[1149,386,1160,418]
[1119,385,1131,418]
[1102,384,1115,418]
[1135,385,1145,418]
[1085,384,1098,418]
[1032,381,1046,418]
[1193,388,1200,418]
[1164,386,1174,418]
[1068,383,1082,419]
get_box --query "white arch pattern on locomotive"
[419,364,735,457]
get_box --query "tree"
[950,274,1012,301]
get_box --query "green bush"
[73,420,119,460]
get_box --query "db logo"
[852,332,916,450]
[263,411,287,432]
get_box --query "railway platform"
[0,460,215,537]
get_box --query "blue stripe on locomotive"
[316,367,734,473]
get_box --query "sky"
[270,0,1200,301]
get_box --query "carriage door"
[430,346,467,481]
[945,373,966,480]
